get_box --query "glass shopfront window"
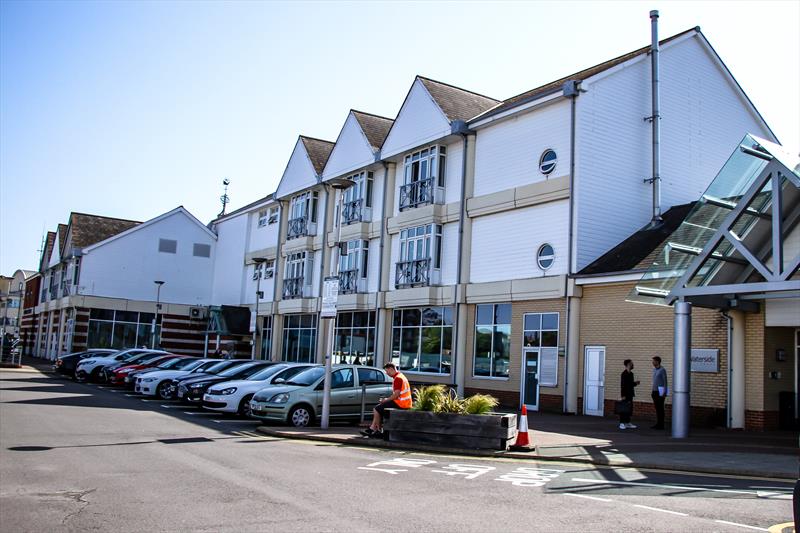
[391,307,453,374]
[87,309,162,349]
[473,304,511,378]
[259,316,273,360]
[334,311,375,366]
[282,314,317,363]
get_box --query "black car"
[176,361,276,403]
[165,359,252,399]
[54,349,116,377]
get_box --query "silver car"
[249,365,393,427]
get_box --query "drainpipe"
[373,160,390,365]
[646,10,663,225]
[563,80,580,414]
[453,120,470,396]
[722,310,732,428]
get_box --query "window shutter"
[539,348,559,387]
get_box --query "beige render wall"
[578,282,729,410]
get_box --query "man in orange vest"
[361,362,412,438]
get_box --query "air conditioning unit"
[189,307,207,320]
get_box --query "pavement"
[256,410,799,480]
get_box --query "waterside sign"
[691,348,719,373]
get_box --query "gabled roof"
[39,232,56,272]
[578,202,695,276]
[56,224,68,256]
[351,110,394,151]
[82,206,216,254]
[473,27,699,122]
[68,212,141,249]
[416,76,500,122]
[299,136,335,175]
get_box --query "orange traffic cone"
[510,405,533,451]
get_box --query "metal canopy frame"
[667,155,800,305]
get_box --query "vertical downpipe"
[649,10,663,224]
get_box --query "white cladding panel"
[443,140,464,205]
[474,100,571,197]
[247,204,280,252]
[311,250,322,298]
[48,233,62,268]
[765,298,800,327]
[575,35,775,269]
[367,238,380,293]
[388,234,401,291]
[80,211,215,304]
[470,200,569,283]
[322,113,375,180]
[243,264,275,305]
[440,223,459,285]
[380,79,451,159]
[211,214,247,305]
[276,140,319,200]
[370,165,385,223]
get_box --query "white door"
[583,346,605,416]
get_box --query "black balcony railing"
[287,217,309,239]
[338,269,360,294]
[282,277,305,299]
[399,177,434,211]
[341,198,364,225]
[395,258,431,288]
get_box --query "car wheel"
[288,405,314,428]
[237,395,254,418]
[75,370,88,383]
[157,381,173,400]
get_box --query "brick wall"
[160,314,209,356]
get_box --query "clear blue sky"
[1,0,798,274]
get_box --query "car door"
[357,368,391,416]
[329,368,358,417]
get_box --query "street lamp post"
[251,258,267,360]
[321,177,352,430]
[152,281,164,349]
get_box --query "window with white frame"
[339,240,368,277]
[403,145,446,187]
[289,191,318,222]
[253,260,275,280]
[285,252,310,280]
[399,224,442,263]
[523,313,559,386]
[257,210,268,227]
[473,303,511,378]
[267,207,279,225]
[340,171,373,225]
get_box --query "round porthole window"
[537,243,555,271]
[539,149,557,175]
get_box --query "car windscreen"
[218,362,263,379]
[276,365,314,382]
[155,358,185,370]
[138,353,170,365]
[204,361,241,375]
[169,358,199,370]
[180,359,207,372]
[284,366,325,386]
[247,365,287,381]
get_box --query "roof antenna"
[219,178,230,216]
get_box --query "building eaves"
[417,76,501,122]
[56,224,68,256]
[299,136,335,175]
[577,202,695,276]
[351,110,394,151]
[212,193,274,224]
[473,27,699,122]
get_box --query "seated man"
[361,362,412,437]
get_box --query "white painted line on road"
[211,419,259,424]
[756,491,792,500]
[124,394,139,397]
[571,477,758,495]
[159,404,186,409]
[563,493,613,503]
[714,520,768,531]
[181,411,215,416]
[633,504,687,516]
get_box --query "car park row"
[54,349,394,427]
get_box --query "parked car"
[54,349,116,377]
[249,365,392,427]
[98,351,176,383]
[176,361,275,404]
[106,354,189,387]
[135,358,222,399]
[123,355,195,388]
[164,359,256,400]
[75,349,171,382]
[202,363,317,417]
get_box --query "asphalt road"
[0,368,795,532]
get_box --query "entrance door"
[520,348,540,411]
[583,346,605,416]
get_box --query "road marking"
[159,404,185,409]
[181,411,215,416]
[563,493,613,503]
[633,504,687,516]
[124,394,139,397]
[211,419,259,424]
[572,477,759,495]
[714,520,769,531]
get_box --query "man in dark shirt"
[619,359,639,430]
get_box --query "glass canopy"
[628,134,800,307]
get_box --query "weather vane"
[219,178,230,216]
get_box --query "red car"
[107,354,187,387]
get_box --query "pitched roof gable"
[473,28,699,122]
[68,212,141,249]
[417,76,500,122]
[300,136,335,175]
[39,231,56,272]
[56,224,68,256]
[351,110,394,151]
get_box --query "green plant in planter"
[412,385,498,415]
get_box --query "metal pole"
[153,281,164,349]
[322,185,346,429]
[672,300,691,438]
[649,9,663,223]
[252,265,262,359]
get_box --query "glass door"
[520,348,539,411]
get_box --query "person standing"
[619,359,639,430]
[651,356,668,430]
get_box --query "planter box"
[384,409,518,450]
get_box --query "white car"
[202,363,317,417]
[135,358,221,399]
[75,348,170,382]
